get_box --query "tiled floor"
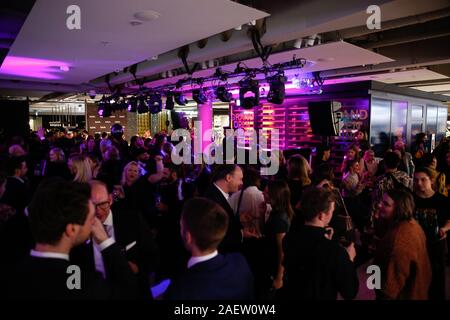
[353,261,450,300]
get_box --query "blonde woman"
[68,154,92,183]
[121,161,141,187]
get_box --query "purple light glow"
[0,56,71,80]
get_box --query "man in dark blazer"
[204,164,243,253]
[166,198,253,300]
[70,180,159,299]
[7,178,137,299]
[1,156,29,214]
[0,156,34,266]
[281,187,359,300]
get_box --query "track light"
[239,79,259,109]
[165,91,175,110]
[215,86,233,102]
[267,74,287,104]
[127,97,137,112]
[137,96,148,114]
[174,92,187,105]
[97,96,112,117]
[148,93,162,114]
[192,89,208,104]
[120,98,129,111]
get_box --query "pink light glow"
[0,56,71,80]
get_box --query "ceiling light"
[127,97,137,112]
[137,96,148,114]
[116,98,128,111]
[148,93,162,114]
[60,66,70,72]
[239,79,259,109]
[216,86,233,102]
[165,91,174,110]
[192,89,208,104]
[267,74,287,104]
[134,10,161,22]
[88,89,96,99]
[129,20,143,26]
[174,92,187,105]
[97,96,111,117]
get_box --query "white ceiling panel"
[0,0,268,84]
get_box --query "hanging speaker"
[307,101,342,136]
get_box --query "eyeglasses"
[93,200,110,210]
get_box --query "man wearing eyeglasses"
[71,180,158,300]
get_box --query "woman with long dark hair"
[260,180,294,298]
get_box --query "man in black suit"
[204,164,243,253]
[7,178,137,299]
[1,156,29,214]
[166,197,253,300]
[70,180,159,299]
[281,187,359,300]
[0,156,34,266]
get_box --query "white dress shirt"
[229,186,265,237]
[30,250,69,261]
[187,250,218,269]
[94,210,116,278]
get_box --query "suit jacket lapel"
[213,186,233,215]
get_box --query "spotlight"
[239,79,259,109]
[97,106,111,117]
[127,97,137,112]
[165,91,175,110]
[174,92,187,105]
[267,74,287,104]
[96,96,112,117]
[215,86,232,102]
[117,98,128,111]
[192,88,208,104]
[293,39,303,49]
[88,90,97,99]
[137,96,148,114]
[148,93,162,114]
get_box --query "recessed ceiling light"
[317,57,334,62]
[60,66,70,72]
[134,10,161,22]
[129,20,143,26]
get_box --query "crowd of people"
[0,124,449,300]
